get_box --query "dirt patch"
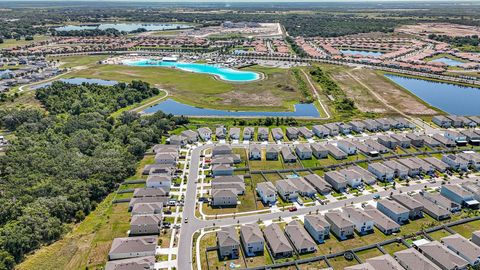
[86,241,111,266]
[217,90,284,107]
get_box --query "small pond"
[429,57,465,67]
[340,49,383,57]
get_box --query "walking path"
[301,69,331,120]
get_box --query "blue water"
[341,50,383,57]
[144,99,320,118]
[55,23,192,32]
[430,57,464,67]
[32,78,117,89]
[124,59,260,82]
[385,74,480,115]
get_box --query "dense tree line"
[52,28,125,37]
[428,34,479,47]
[0,81,188,269]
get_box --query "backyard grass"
[382,242,408,256]
[428,229,453,240]
[450,219,480,238]
[355,247,384,262]
[67,63,306,112]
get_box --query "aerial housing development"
[1,1,480,270]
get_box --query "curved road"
[176,143,472,270]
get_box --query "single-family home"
[289,177,316,197]
[304,214,330,243]
[215,127,227,140]
[441,185,479,208]
[304,174,332,195]
[240,224,264,257]
[375,118,392,131]
[129,197,170,211]
[153,144,179,154]
[256,182,277,205]
[295,144,312,160]
[212,145,232,156]
[406,133,425,147]
[286,127,299,140]
[257,127,269,141]
[243,127,255,141]
[271,128,284,141]
[397,158,422,177]
[338,168,363,189]
[154,152,178,165]
[376,199,410,224]
[105,256,155,270]
[364,205,400,235]
[275,179,298,202]
[460,130,480,145]
[169,135,187,146]
[457,152,480,170]
[211,176,245,195]
[352,140,379,157]
[378,135,397,149]
[298,126,314,139]
[364,139,389,154]
[422,135,441,148]
[281,146,297,163]
[432,134,456,147]
[180,130,199,143]
[217,227,240,259]
[229,127,241,140]
[413,194,451,221]
[324,171,348,192]
[362,119,381,132]
[108,236,157,260]
[358,254,405,270]
[263,223,293,258]
[336,122,352,135]
[445,115,464,128]
[391,194,424,219]
[461,182,480,202]
[383,160,409,179]
[324,122,340,136]
[197,127,212,141]
[249,145,262,160]
[337,140,357,155]
[146,175,172,189]
[285,220,317,254]
[418,240,469,270]
[211,189,237,207]
[350,165,377,186]
[394,248,442,270]
[129,214,162,236]
[131,203,163,216]
[433,115,452,128]
[212,164,234,176]
[368,163,395,182]
[349,121,366,133]
[423,193,462,213]
[324,143,348,160]
[391,134,411,148]
[311,143,328,159]
[472,231,480,247]
[423,157,450,173]
[324,211,355,240]
[143,164,175,176]
[312,125,330,138]
[266,145,280,160]
[343,207,374,235]
[445,130,468,146]
[442,154,469,171]
[133,188,169,198]
[441,234,480,266]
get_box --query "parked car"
[288,207,297,212]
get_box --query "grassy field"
[67,63,306,112]
[0,35,49,49]
[47,55,110,68]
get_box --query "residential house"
[131,203,163,216]
[445,115,465,127]
[229,127,241,140]
[142,164,175,176]
[215,127,227,140]
[257,127,269,141]
[472,231,480,247]
[461,182,480,202]
[432,115,452,128]
[256,182,277,205]
[298,126,314,139]
[197,127,212,141]
[304,214,330,243]
[343,207,374,235]
[337,168,363,188]
[364,205,400,235]
[129,197,170,211]
[352,140,379,157]
[146,175,172,189]
[324,143,348,160]
[311,143,328,159]
[212,164,234,176]
[424,157,450,173]
[422,135,441,148]
[108,236,157,260]
[442,154,469,171]
[423,193,462,213]
[211,189,237,207]
[105,256,155,270]
[364,139,389,154]
[336,122,352,135]
[217,227,240,259]
[243,127,255,141]
[350,165,377,186]
[249,145,262,160]
[391,134,411,148]
[133,188,169,198]
[211,176,245,195]
[445,130,468,146]
[129,214,162,236]
[263,223,293,258]
[460,130,480,145]
[441,185,479,208]
[376,199,410,224]
[346,254,404,270]
[375,118,392,131]
[457,152,480,170]
[362,119,381,132]
[413,194,451,221]
[349,121,366,133]
[271,128,284,141]
[169,135,187,146]
[304,174,332,195]
[441,234,480,266]
[337,140,357,155]
[285,220,317,254]
[394,248,442,270]
[383,160,409,179]
[154,152,178,165]
[391,194,424,219]
[324,171,348,192]
[281,146,297,163]
[180,130,199,143]
[286,127,299,140]
[153,144,179,154]
[266,145,280,160]
[212,145,232,156]
[324,122,340,136]
[312,125,330,138]
[397,158,421,177]
[418,240,469,270]
[295,144,312,160]
[368,163,395,182]
[275,179,298,202]
[378,135,397,149]
[406,133,425,147]
[432,134,456,147]
[211,156,234,165]
[324,211,355,240]
[240,224,264,257]
[289,177,316,197]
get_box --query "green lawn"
[47,55,110,68]
[382,242,408,256]
[0,35,49,49]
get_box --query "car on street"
[288,206,297,212]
